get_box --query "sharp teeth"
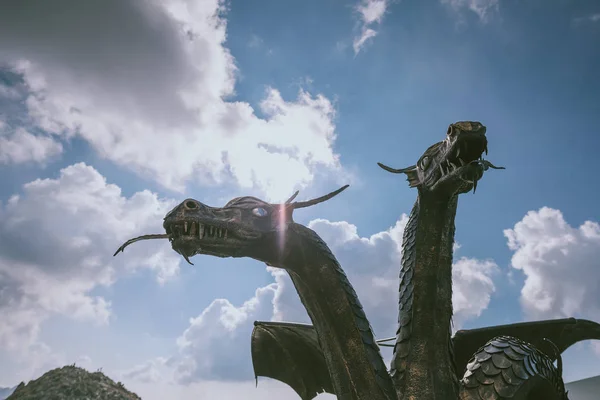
[184,222,188,233]
[224,229,228,239]
[199,224,204,238]
[459,158,466,166]
[456,147,461,158]
[190,222,196,235]
[210,226,214,236]
[217,228,222,238]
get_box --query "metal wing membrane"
[452,317,600,374]
[251,321,333,400]
[251,318,600,398]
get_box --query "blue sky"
[0,0,599,398]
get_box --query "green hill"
[6,365,141,400]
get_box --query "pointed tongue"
[113,234,170,256]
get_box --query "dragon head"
[113,185,349,265]
[378,121,504,196]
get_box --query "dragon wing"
[250,318,600,398]
[452,318,600,376]
[251,321,333,400]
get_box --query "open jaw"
[165,220,230,240]
[112,220,255,265]
[431,132,505,193]
[164,219,256,263]
[378,125,504,194]
[441,132,488,175]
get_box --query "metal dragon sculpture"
[115,185,397,400]
[250,317,600,399]
[114,121,600,399]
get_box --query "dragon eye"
[252,207,268,217]
[420,156,430,169]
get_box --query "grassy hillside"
[6,365,141,400]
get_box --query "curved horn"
[543,337,563,377]
[481,160,506,170]
[291,185,349,209]
[377,162,416,174]
[285,191,300,204]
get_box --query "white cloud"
[353,0,389,54]
[357,0,388,25]
[0,0,344,201]
[0,126,62,165]
[12,342,67,383]
[504,207,600,321]
[174,285,277,382]
[121,357,170,384]
[0,163,180,352]
[452,257,498,325]
[353,29,378,55]
[0,78,63,165]
[440,0,500,21]
[165,214,498,385]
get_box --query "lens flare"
[278,204,287,256]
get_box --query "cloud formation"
[0,0,343,200]
[0,126,62,165]
[0,163,180,352]
[440,0,500,21]
[353,0,389,54]
[504,207,600,321]
[0,77,63,165]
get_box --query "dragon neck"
[390,193,459,400]
[278,223,397,400]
